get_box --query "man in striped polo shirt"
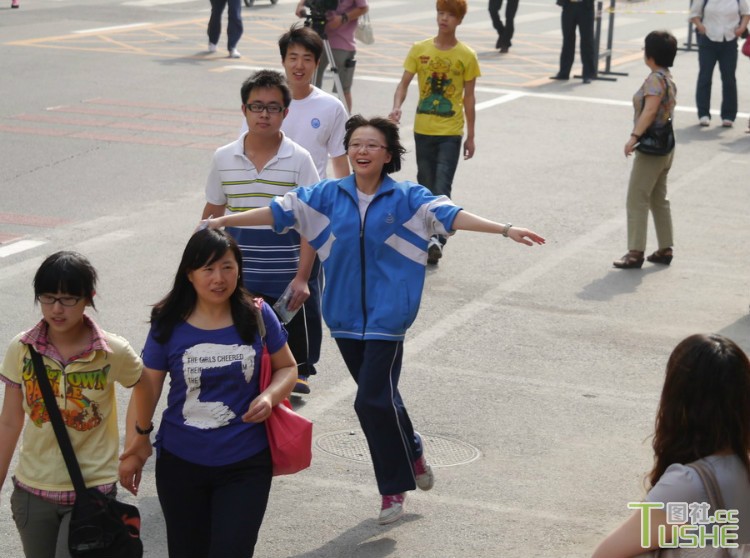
[202,70,320,390]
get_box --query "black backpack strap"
[27,345,89,498]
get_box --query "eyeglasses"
[348,142,387,153]
[245,102,285,114]
[37,294,82,307]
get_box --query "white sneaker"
[427,238,442,265]
[699,116,710,127]
[229,48,241,59]
[378,493,405,525]
[414,454,435,491]
[207,42,217,53]
[722,119,734,127]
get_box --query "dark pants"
[155,448,272,558]
[696,35,738,122]
[414,133,462,246]
[335,339,423,495]
[558,1,596,79]
[207,0,243,50]
[488,0,519,48]
[262,265,323,376]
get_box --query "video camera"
[301,0,339,37]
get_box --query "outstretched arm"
[203,207,275,230]
[451,210,545,246]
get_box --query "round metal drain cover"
[315,431,480,467]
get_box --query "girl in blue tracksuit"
[204,114,545,525]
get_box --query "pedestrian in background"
[614,30,677,270]
[207,0,243,58]
[488,0,519,53]
[202,114,545,526]
[296,0,369,112]
[551,0,596,83]
[389,0,480,266]
[689,0,750,127]
[592,333,750,556]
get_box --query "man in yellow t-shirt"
[389,0,481,265]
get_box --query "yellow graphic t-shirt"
[404,38,481,137]
[1,331,142,491]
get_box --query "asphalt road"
[1,1,749,556]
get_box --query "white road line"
[0,240,46,258]
[303,151,734,423]
[74,23,152,34]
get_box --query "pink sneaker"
[414,454,434,490]
[378,493,405,525]
[11,0,20,7]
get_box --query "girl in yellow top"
[0,251,146,557]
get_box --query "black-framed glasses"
[245,102,285,114]
[348,142,387,153]
[37,294,82,307]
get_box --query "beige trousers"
[626,149,674,252]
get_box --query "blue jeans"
[696,34,738,122]
[414,133,461,245]
[207,0,243,50]
[414,133,462,199]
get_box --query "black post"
[599,0,628,77]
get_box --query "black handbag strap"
[27,345,89,497]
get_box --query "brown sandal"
[613,251,644,269]
[646,248,673,265]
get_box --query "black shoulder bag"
[28,345,144,558]
[636,73,676,156]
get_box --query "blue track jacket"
[270,175,462,341]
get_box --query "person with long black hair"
[592,334,750,557]
[119,228,297,558]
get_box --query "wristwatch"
[135,422,154,435]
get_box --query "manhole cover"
[315,431,480,467]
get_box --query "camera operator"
[295,0,369,112]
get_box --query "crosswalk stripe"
[0,240,46,258]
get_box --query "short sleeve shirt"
[633,70,676,126]
[142,302,288,467]
[646,454,750,543]
[404,38,481,137]
[0,326,142,491]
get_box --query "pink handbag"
[742,36,750,57]
[258,331,313,476]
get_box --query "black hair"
[33,251,98,309]
[240,69,292,108]
[644,30,677,68]
[649,333,750,487]
[344,115,407,177]
[278,24,323,64]
[150,229,259,344]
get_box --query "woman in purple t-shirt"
[119,228,297,558]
